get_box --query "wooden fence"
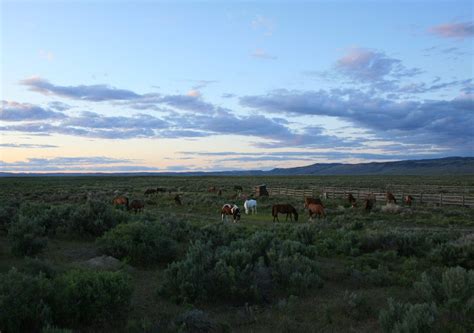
[266,186,474,208]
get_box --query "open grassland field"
[1,175,473,333]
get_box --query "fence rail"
[266,186,474,208]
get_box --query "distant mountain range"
[1,157,473,177]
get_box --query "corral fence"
[266,186,474,208]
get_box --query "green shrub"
[20,258,58,279]
[0,268,54,332]
[379,298,438,333]
[414,266,473,323]
[8,218,48,256]
[97,221,179,265]
[67,200,129,237]
[342,290,371,320]
[53,269,133,328]
[18,203,73,235]
[0,199,19,231]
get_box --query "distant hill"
[266,157,474,175]
[1,157,473,177]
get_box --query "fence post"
[439,193,442,206]
[462,195,465,207]
[420,193,423,204]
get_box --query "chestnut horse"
[272,204,298,222]
[221,204,241,223]
[365,193,376,211]
[304,197,324,208]
[308,203,325,220]
[112,196,129,209]
[386,192,397,204]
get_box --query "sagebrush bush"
[97,221,179,265]
[160,230,323,303]
[18,202,73,235]
[53,269,133,328]
[67,200,129,237]
[0,199,19,231]
[20,257,58,279]
[379,298,438,333]
[0,268,54,332]
[8,218,48,256]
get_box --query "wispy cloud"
[0,156,158,172]
[251,15,274,36]
[20,77,142,101]
[336,47,422,82]
[1,100,66,121]
[0,143,58,149]
[428,21,474,39]
[251,48,277,60]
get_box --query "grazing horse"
[404,195,414,207]
[308,203,325,220]
[208,186,217,193]
[112,196,129,210]
[347,193,357,208]
[244,199,257,214]
[144,188,157,195]
[174,194,182,206]
[386,192,397,204]
[221,204,241,223]
[304,197,324,208]
[272,204,298,222]
[129,199,145,213]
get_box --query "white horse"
[244,199,257,215]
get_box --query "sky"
[1,0,473,173]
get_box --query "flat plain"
[1,175,473,332]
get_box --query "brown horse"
[144,188,157,195]
[365,193,376,211]
[272,204,298,222]
[347,193,357,208]
[208,186,217,193]
[304,197,324,208]
[404,195,414,206]
[129,199,145,213]
[386,192,397,204]
[174,194,182,206]
[308,203,325,220]
[221,204,241,223]
[112,196,129,209]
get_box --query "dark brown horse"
[308,203,325,220]
[272,204,298,222]
[112,196,129,209]
[365,193,376,211]
[221,204,241,223]
[404,195,414,206]
[347,193,357,208]
[304,197,324,208]
[386,192,397,204]
[144,188,157,195]
[129,199,145,213]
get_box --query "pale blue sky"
[1,0,473,172]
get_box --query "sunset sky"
[1,0,473,173]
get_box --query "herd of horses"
[112,187,414,222]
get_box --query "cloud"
[20,77,142,101]
[0,156,159,172]
[251,15,274,36]
[428,21,474,39]
[251,48,277,60]
[336,47,422,82]
[48,101,72,111]
[0,143,58,148]
[39,49,54,61]
[1,100,66,121]
[240,89,474,150]
[186,89,201,97]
